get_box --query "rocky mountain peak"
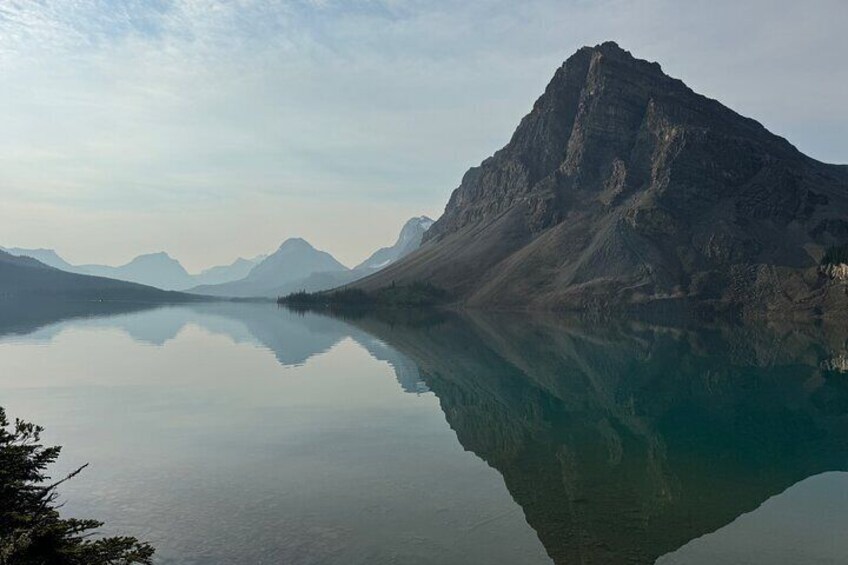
[352,215,435,272]
[357,42,848,317]
[425,41,809,243]
[398,216,434,242]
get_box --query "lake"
[1,301,847,564]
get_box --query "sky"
[0,0,846,272]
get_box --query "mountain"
[189,238,349,298]
[4,215,432,299]
[78,252,194,291]
[1,247,266,291]
[1,247,77,272]
[189,219,433,298]
[192,255,266,287]
[248,238,347,283]
[351,42,848,318]
[80,251,269,290]
[0,249,193,302]
[354,216,434,271]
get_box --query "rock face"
[354,216,434,272]
[821,263,848,282]
[354,42,848,317]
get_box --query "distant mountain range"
[3,215,433,299]
[0,246,267,292]
[189,238,347,298]
[1,247,77,272]
[351,42,848,318]
[190,216,434,298]
[0,249,193,302]
[194,256,266,286]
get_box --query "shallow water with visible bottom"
[1,301,847,564]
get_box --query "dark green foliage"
[278,282,449,311]
[821,245,848,266]
[281,288,376,308]
[0,407,154,565]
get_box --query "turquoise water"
[1,302,846,564]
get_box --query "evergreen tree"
[0,407,154,564]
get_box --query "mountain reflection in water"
[348,311,848,564]
[1,300,846,564]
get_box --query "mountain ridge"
[355,216,434,271]
[190,217,433,298]
[188,237,349,298]
[78,252,193,290]
[1,247,268,291]
[4,216,434,299]
[351,41,848,318]
[0,249,196,303]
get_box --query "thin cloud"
[0,0,845,270]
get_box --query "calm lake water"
[1,301,847,564]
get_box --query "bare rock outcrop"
[353,42,848,318]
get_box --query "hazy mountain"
[4,214,431,300]
[192,255,266,287]
[0,249,193,302]
[1,247,266,291]
[78,252,194,291]
[352,42,848,318]
[190,238,349,298]
[0,247,77,272]
[188,218,434,298]
[354,216,434,272]
[249,238,347,283]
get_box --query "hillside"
[0,250,195,303]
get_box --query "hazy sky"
[1,0,846,271]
